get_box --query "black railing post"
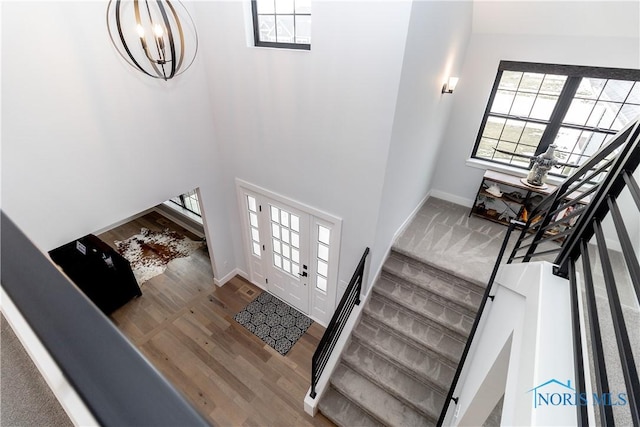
[309,247,369,400]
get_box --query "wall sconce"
[106,0,198,81]
[442,77,459,94]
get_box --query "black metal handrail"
[435,220,521,426]
[438,118,640,426]
[1,212,210,426]
[309,247,369,399]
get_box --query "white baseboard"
[0,288,99,427]
[214,268,249,287]
[430,189,474,208]
[155,205,205,239]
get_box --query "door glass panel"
[315,224,331,293]
[274,254,282,268]
[270,206,300,277]
[248,195,257,213]
[317,260,328,277]
[291,215,299,232]
[247,195,261,258]
[318,243,329,261]
[316,275,327,292]
[250,212,259,227]
[318,225,330,245]
[270,206,279,221]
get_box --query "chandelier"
[106,0,198,81]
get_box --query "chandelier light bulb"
[106,0,198,81]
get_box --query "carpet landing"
[234,291,313,356]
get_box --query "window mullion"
[534,76,581,155]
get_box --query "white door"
[237,181,341,325]
[265,202,309,314]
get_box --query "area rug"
[115,228,202,285]
[234,291,313,356]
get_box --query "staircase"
[318,248,484,426]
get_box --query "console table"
[470,170,556,226]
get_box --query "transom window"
[251,0,311,50]
[472,61,640,176]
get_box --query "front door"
[265,202,309,314]
[237,181,341,325]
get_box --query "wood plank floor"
[100,212,334,427]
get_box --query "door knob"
[299,271,308,277]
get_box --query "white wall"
[195,1,413,287]
[432,1,640,205]
[370,0,473,276]
[1,1,237,279]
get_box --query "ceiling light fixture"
[106,0,198,81]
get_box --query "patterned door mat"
[233,291,313,356]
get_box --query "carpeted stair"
[318,249,485,426]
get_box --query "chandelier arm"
[165,0,185,75]
[112,0,155,78]
[137,0,164,78]
[156,0,176,79]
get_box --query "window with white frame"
[251,0,311,50]
[472,61,640,176]
[170,189,201,217]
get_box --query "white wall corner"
[368,191,431,295]
[214,268,249,287]
[430,189,474,208]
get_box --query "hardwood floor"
[100,212,334,426]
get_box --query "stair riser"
[365,294,467,363]
[341,340,443,421]
[353,319,455,392]
[372,281,473,341]
[381,270,478,319]
[389,249,486,296]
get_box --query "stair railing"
[310,247,369,399]
[438,117,640,426]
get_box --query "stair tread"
[384,250,484,313]
[318,387,384,427]
[342,339,445,420]
[374,275,474,338]
[365,294,466,363]
[353,316,455,392]
[331,363,434,427]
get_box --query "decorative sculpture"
[493,144,577,189]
